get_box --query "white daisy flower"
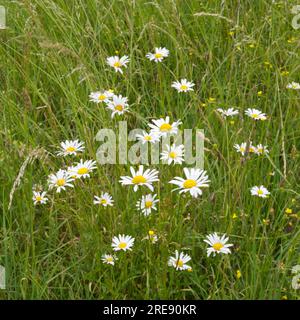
[248,142,257,154]
[136,131,160,144]
[70,159,97,179]
[32,191,48,205]
[245,108,267,120]
[106,55,129,74]
[204,233,233,257]
[286,82,300,90]
[171,79,195,92]
[217,108,239,117]
[119,165,159,192]
[146,47,169,62]
[169,168,210,198]
[168,250,191,271]
[94,192,114,207]
[106,94,129,118]
[136,193,159,216]
[160,144,184,165]
[57,140,85,156]
[89,90,114,104]
[255,144,269,155]
[112,234,135,252]
[250,185,270,198]
[101,253,118,266]
[148,116,182,137]
[234,143,247,156]
[48,169,74,193]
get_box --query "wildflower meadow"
[1,0,300,300]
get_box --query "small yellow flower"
[200,103,207,108]
[232,213,238,219]
[285,208,292,214]
[264,61,273,69]
[187,267,193,272]
[236,270,242,279]
[291,198,296,203]
[257,91,263,97]
[229,120,235,125]
[248,43,256,48]
[115,50,119,54]
[228,31,234,36]
[281,295,288,300]
[287,37,297,44]
[262,218,270,226]
[208,97,216,103]
[148,230,155,236]
[280,70,289,76]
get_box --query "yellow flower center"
[66,146,76,152]
[169,151,177,159]
[98,94,106,101]
[257,148,263,153]
[252,113,259,119]
[176,260,184,268]
[77,167,88,175]
[183,179,197,189]
[106,257,113,262]
[180,85,188,90]
[240,147,245,152]
[257,189,263,195]
[154,53,163,59]
[118,242,127,249]
[148,230,154,236]
[213,242,224,251]
[36,196,42,201]
[145,201,153,208]
[56,179,65,186]
[101,199,107,204]
[113,61,121,68]
[160,123,172,132]
[145,135,152,141]
[132,175,147,184]
[115,104,124,111]
[249,147,255,153]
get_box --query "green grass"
[0,0,299,299]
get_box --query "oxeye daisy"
[48,169,74,193]
[234,142,247,156]
[160,144,184,165]
[101,253,117,266]
[89,90,114,103]
[217,108,239,117]
[119,165,159,192]
[171,79,195,92]
[255,144,269,155]
[106,55,129,74]
[136,131,160,144]
[204,233,233,257]
[57,140,85,156]
[286,81,300,90]
[112,234,135,252]
[146,47,169,62]
[168,250,191,271]
[250,185,270,198]
[106,94,129,118]
[94,192,114,207]
[245,108,267,120]
[71,159,97,179]
[136,193,159,216]
[148,116,181,137]
[169,168,210,198]
[32,191,48,205]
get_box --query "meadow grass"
[0,0,299,299]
